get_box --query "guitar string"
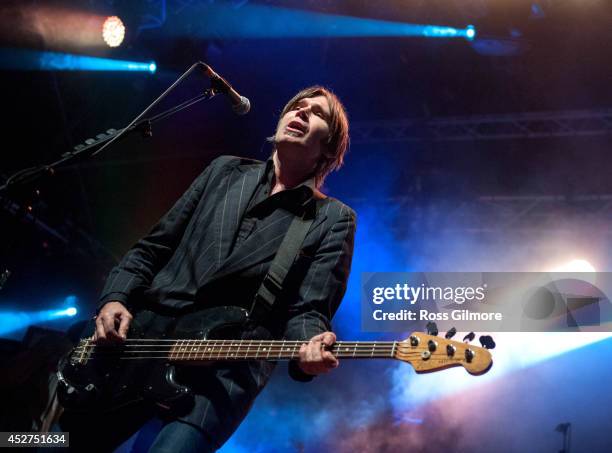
[71,345,460,355]
[76,339,444,342]
[73,342,477,353]
[74,340,473,347]
[76,356,478,365]
[72,345,465,355]
[76,354,473,362]
[73,344,479,357]
[78,355,473,361]
[72,350,472,360]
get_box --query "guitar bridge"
[71,338,94,365]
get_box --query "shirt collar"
[247,158,314,216]
[262,157,316,195]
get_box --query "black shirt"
[230,158,315,254]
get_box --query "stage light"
[466,25,476,40]
[551,259,596,272]
[102,16,126,48]
[0,49,157,73]
[391,331,612,410]
[181,3,477,41]
[6,5,114,49]
[54,307,78,317]
[0,295,80,337]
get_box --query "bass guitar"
[57,306,494,413]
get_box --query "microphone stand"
[0,61,217,194]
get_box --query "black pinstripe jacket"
[97,155,356,446]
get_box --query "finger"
[310,332,327,343]
[117,312,132,339]
[321,332,336,347]
[95,316,106,343]
[308,339,322,362]
[322,350,339,368]
[299,343,308,362]
[101,313,121,341]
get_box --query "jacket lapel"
[201,162,264,285]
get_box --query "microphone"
[201,63,251,115]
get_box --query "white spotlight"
[466,25,476,40]
[551,259,596,272]
[102,16,125,48]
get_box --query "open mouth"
[287,120,307,135]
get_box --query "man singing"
[61,86,356,452]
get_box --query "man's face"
[274,95,332,170]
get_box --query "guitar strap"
[248,202,315,325]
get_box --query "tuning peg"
[463,332,475,343]
[426,321,438,336]
[445,327,457,339]
[479,335,496,350]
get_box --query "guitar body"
[57,306,258,413]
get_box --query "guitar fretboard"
[76,339,399,362]
[166,340,398,361]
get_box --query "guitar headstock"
[394,330,494,375]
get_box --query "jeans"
[60,404,217,453]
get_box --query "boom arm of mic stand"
[0,62,214,194]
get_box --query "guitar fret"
[284,342,292,359]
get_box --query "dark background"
[1,1,611,452]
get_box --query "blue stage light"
[0,295,80,337]
[172,3,475,41]
[54,307,78,317]
[466,25,476,40]
[0,49,156,73]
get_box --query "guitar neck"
[74,332,494,375]
[164,339,397,361]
